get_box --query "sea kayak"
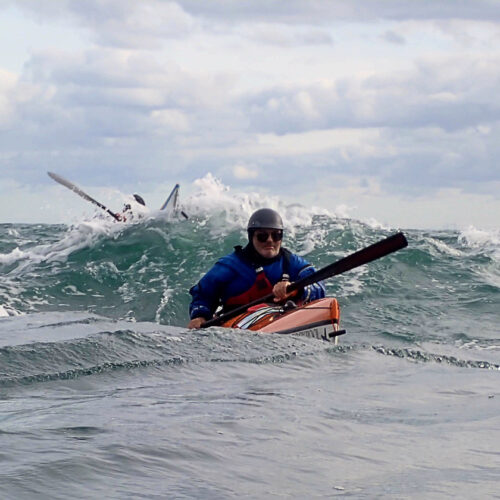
[221,297,345,342]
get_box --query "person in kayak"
[115,194,146,222]
[187,208,325,329]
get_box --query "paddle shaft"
[202,232,408,328]
[48,172,120,221]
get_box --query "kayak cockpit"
[221,297,345,343]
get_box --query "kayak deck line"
[221,297,343,343]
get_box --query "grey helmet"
[247,208,283,231]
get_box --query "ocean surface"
[1,185,499,499]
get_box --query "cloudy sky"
[0,0,499,229]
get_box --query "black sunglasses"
[254,230,283,243]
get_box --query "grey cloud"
[175,0,500,23]
[238,24,333,47]
[244,56,500,134]
[228,55,500,196]
[2,0,499,201]
[214,125,500,198]
[6,0,500,49]
[21,48,231,110]
[381,30,406,45]
[3,43,499,199]
[1,0,196,49]
[0,46,244,186]
[375,127,499,191]
[85,2,196,48]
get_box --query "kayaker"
[187,208,325,328]
[115,194,146,222]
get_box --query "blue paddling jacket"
[189,244,325,320]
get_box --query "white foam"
[155,287,174,323]
[0,303,22,317]
[425,237,462,257]
[0,247,27,265]
[0,218,124,271]
[458,226,500,288]
[182,173,335,238]
[481,270,500,289]
[458,226,500,249]
[336,266,368,296]
[364,217,392,231]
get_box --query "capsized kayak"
[160,183,189,219]
[221,297,345,342]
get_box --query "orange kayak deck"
[221,298,345,342]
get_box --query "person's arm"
[288,255,326,302]
[188,280,217,326]
[188,263,234,328]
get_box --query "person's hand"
[273,281,295,302]
[188,317,206,329]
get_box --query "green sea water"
[0,201,499,498]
